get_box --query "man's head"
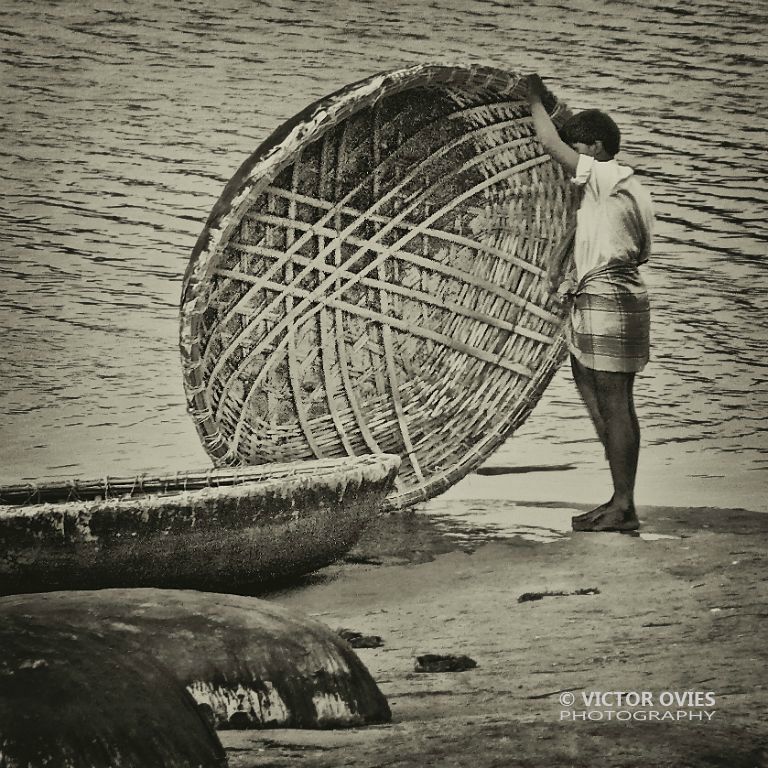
[559,109,621,160]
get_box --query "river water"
[1,0,766,515]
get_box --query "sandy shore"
[223,504,767,768]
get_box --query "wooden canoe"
[0,454,399,594]
[0,588,391,730]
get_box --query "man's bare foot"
[572,501,639,532]
[572,502,610,524]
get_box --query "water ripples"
[0,0,765,501]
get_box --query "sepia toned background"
[1,0,765,514]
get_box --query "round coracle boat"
[180,63,577,510]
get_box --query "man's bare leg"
[572,368,641,531]
[570,356,612,524]
[570,355,609,448]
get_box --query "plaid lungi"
[564,261,650,373]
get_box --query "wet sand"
[223,504,767,768]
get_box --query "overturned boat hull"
[0,588,391,730]
[0,615,226,767]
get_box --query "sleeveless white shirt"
[572,155,654,281]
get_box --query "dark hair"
[559,109,621,158]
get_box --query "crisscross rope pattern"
[180,64,578,509]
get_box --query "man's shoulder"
[590,158,633,190]
[624,174,653,208]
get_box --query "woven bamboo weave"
[180,63,578,510]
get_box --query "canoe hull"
[0,455,399,594]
